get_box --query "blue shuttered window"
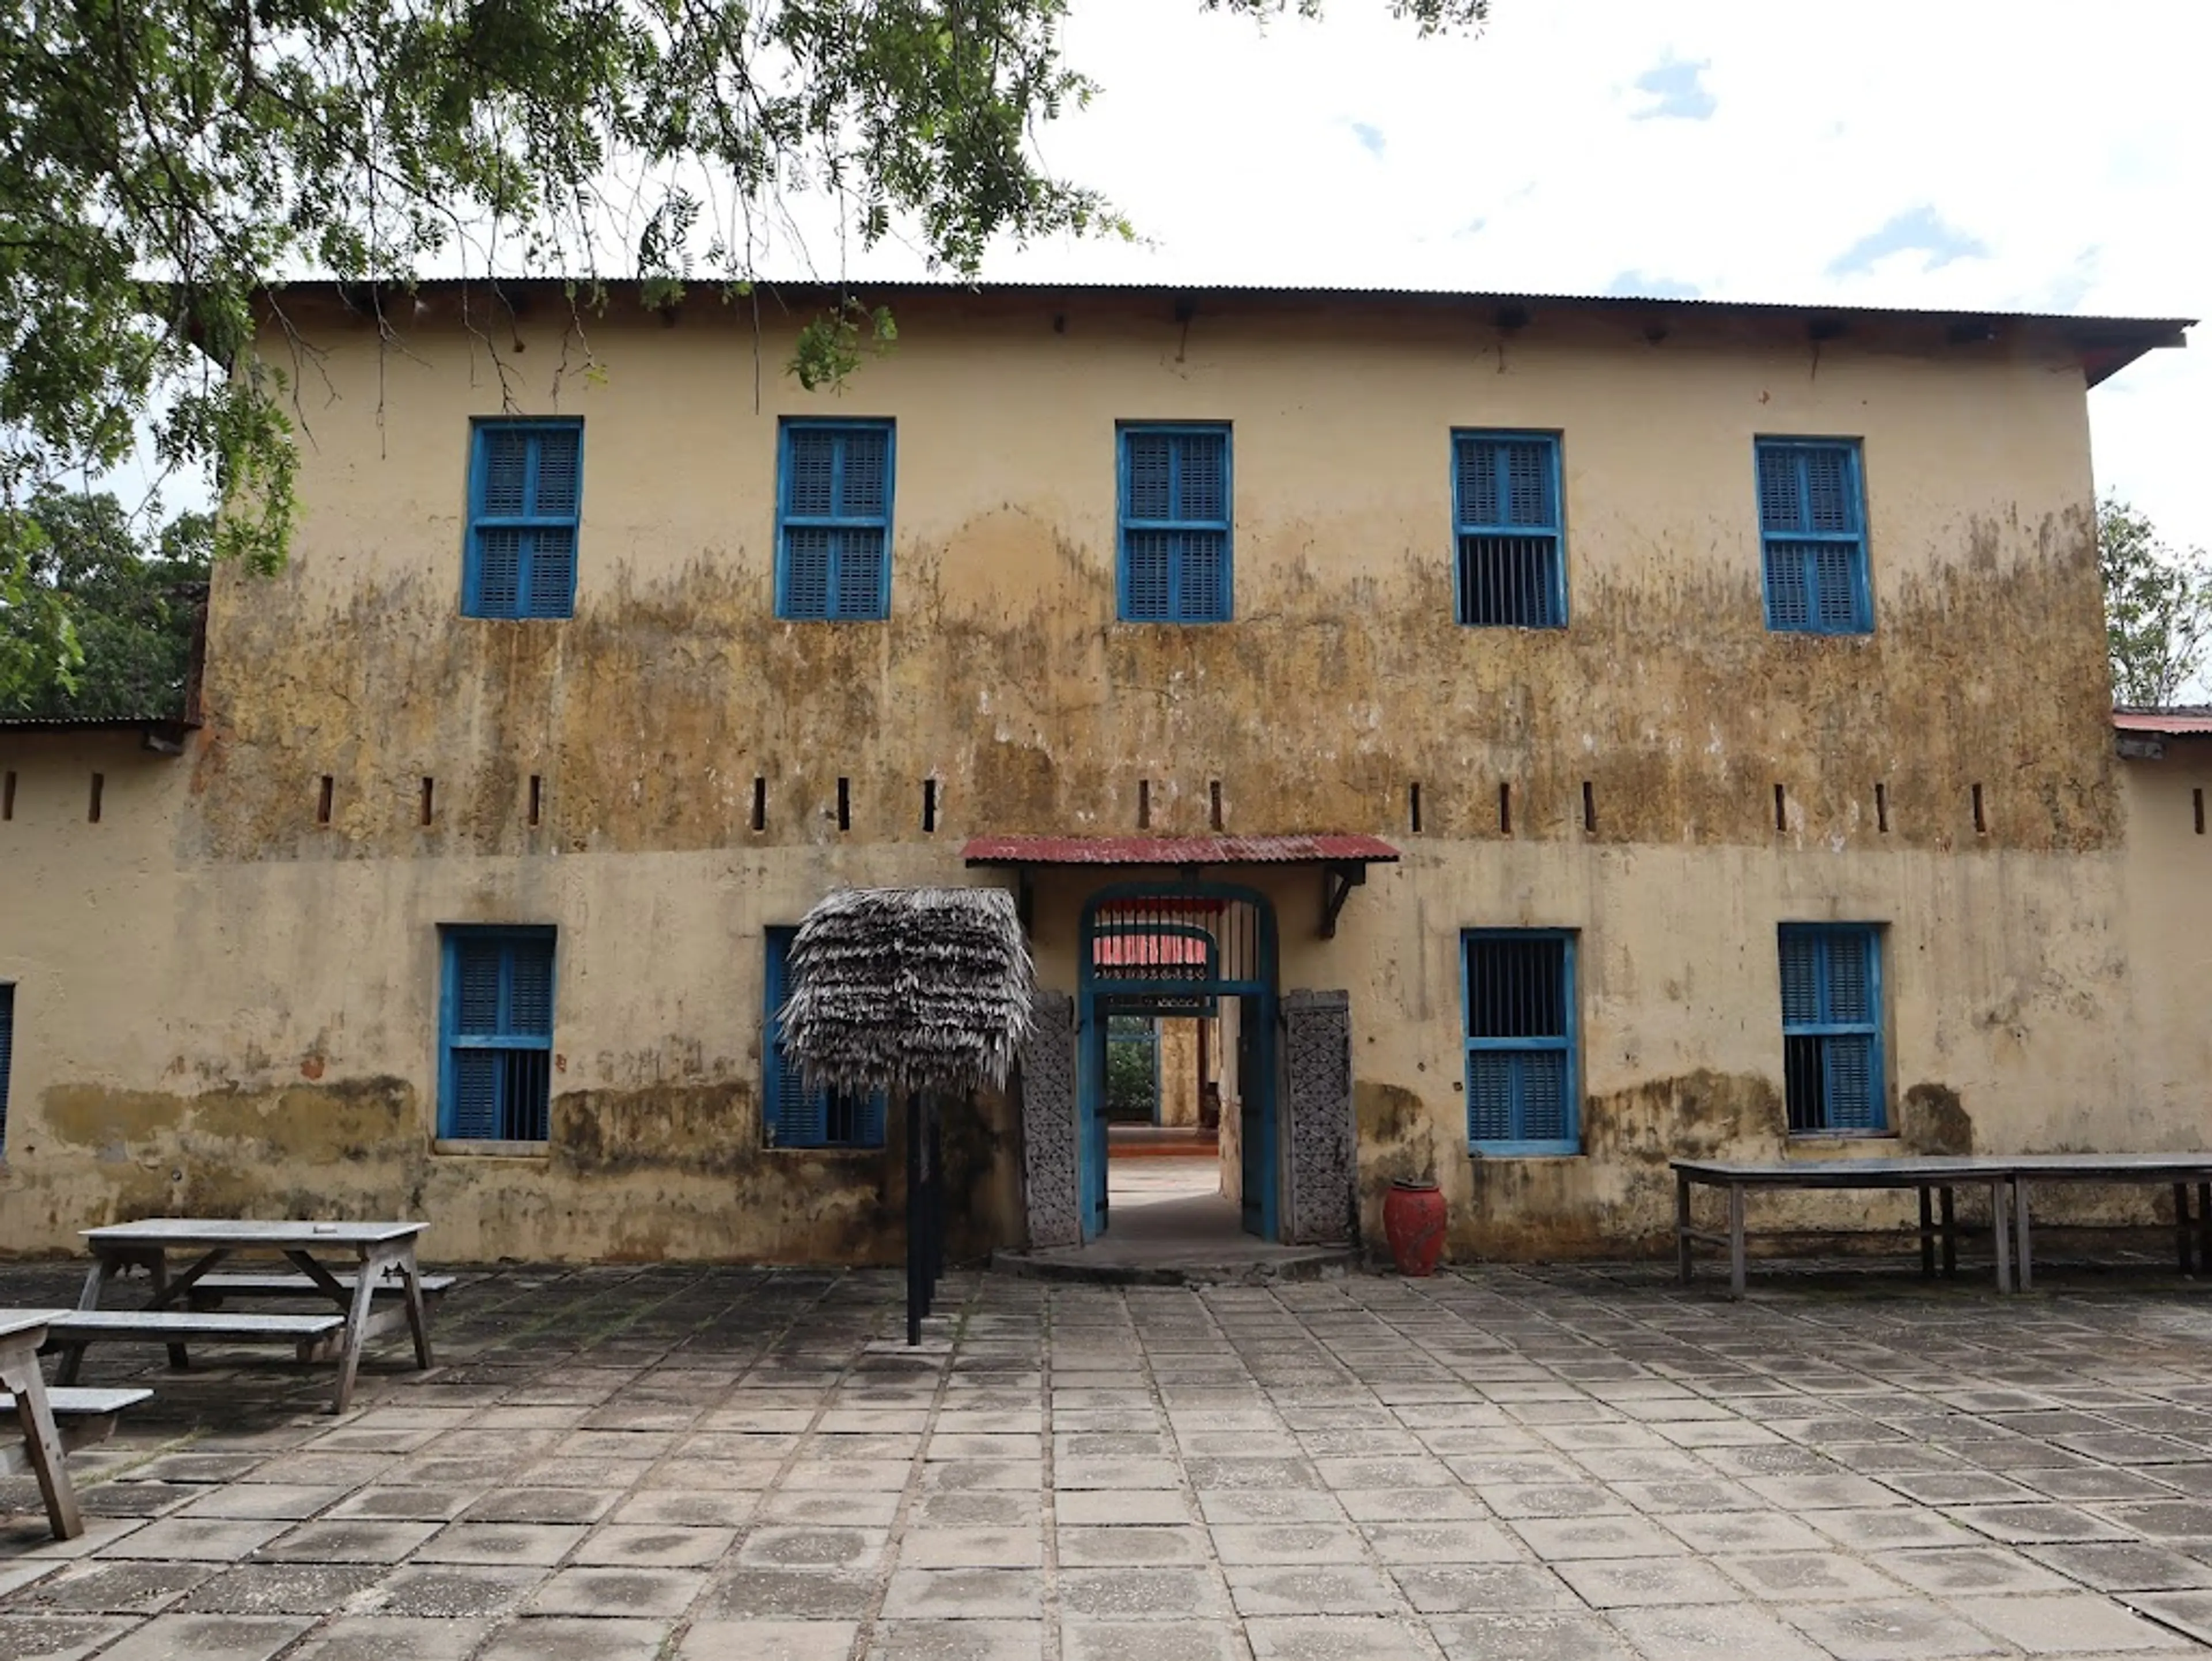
[1453,432,1566,627]
[778,421,895,620]
[440,928,556,1141]
[1778,924,1886,1133]
[1463,931,1578,1154]
[0,983,13,1153]
[464,420,584,619]
[1119,424,1232,623]
[764,928,887,1148]
[1757,439,1870,634]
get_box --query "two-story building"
[0,281,2192,1264]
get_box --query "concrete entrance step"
[991,1244,1359,1287]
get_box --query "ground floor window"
[764,927,887,1149]
[1464,930,1578,1154]
[1779,923,1885,1133]
[440,927,555,1142]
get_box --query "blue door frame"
[1078,881,1279,1242]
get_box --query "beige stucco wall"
[2120,746,2212,1146]
[0,287,2166,1262]
[1157,1020,1201,1128]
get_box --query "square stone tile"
[525,1566,706,1618]
[1607,1602,1830,1661]
[1209,1525,1366,1565]
[1948,1504,2132,1544]
[176,1485,351,1522]
[1227,1564,1400,1617]
[770,1491,908,1527]
[1427,1611,1641,1660]
[739,1527,888,1571]
[1359,1522,1519,1563]
[1654,1510,1830,1554]
[1780,1598,2019,1660]
[1244,1616,1435,1660]
[1334,1489,1486,1523]
[609,1491,758,1529]
[867,1621,1044,1660]
[256,1520,442,1564]
[93,1614,318,1661]
[1717,1551,1909,1601]
[1553,1556,1740,1607]
[6,1561,213,1614]
[474,1616,672,1661]
[177,1564,385,1615]
[698,1569,878,1621]
[461,1488,620,1525]
[102,1519,289,1563]
[1055,1492,1192,1527]
[1059,1568,1229,1622]
[1391,1562,1579,1616]
[675,1621,860,1661]
[325,1488,472,1523]
[412,1523,588,1565]
[1953,1591,2198,1652]
[881,1568,1044,1620]
[1879,1548,2079,1596]
[1062,1622,1249,1661]
[1057,1526,1210,1567]
[370,1566,547,1617]
[1510,1515,1688,1560]
[289,1617,496,1659]
[2025,1543,2212,1592]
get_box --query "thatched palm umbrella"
[779,887,1034,1341]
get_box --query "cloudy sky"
[953,0,2206,555]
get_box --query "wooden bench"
[184,1271,457,1306]
[0,1388,152,1470]
[47,1310,346,1385]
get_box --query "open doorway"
[1078,883,1278,1244]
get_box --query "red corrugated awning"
[962,833,1400,867]
[2115,709,2212,737]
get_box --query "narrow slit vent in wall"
[1876,782,1889,833]
[1972,783,1986,835]
[836,777,851,833]
[923,778,938,834]
[2196,787,2205,836]
[419,777,435,826]
[3,771,16,821]
[88,773,103,824]
[1498,782,1512,836]
[1209,780,1224,831]
[1408,783,1422,835]
[751,776,766,833]
[1774,783,1787,832]
[316,775,334,826]
[1138,779,1152,830]
[528,775,543,828]
[1581,781,1596,834]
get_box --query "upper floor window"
[439,927,556,1142]
[1464,930,1578,1155]
[1779,923,1885,1134]
[1120,424,1232,623]
[1758,438,1870,635]
[764,928,887,1148]
[778,420,893,620]
[465,420,582,620]
[1453,432,1565,628]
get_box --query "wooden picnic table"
[0,1310,84,1538]
[1673,1157,2014,1299]
[73,1219,434,1413]
[2003,1154,2212,1291]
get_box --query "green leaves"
[2100,494,2212,708]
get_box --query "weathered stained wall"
[0,289,2163,1262]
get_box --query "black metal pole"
[906,1089,924,1346]
[925,1097,944,1318]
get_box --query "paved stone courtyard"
[7,1260,2212,1659]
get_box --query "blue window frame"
[1119,424,1232,623]
[0,983,13,1154]
[1757,438,1870,634]
[439,927,556,1141]
[1779,924,1885,1133]
[1463,931,1578,1154]
[1453,431,1566,627]
[464,419,583,619]
[778,420,895,620]
[764,928,887,1148]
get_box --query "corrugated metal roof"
[0,715,198,735]
[2115,708,2212,737]
[963,833,1400,867]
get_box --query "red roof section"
[963,833,1401,867]
[2115,709,2212,737]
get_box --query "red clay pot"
[1383,1180,1448,1277]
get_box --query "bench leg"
[1919,1187,1935,1277]
[1998,1180,2018,1293]
[147,1254,191,1371]
[1676,1172,1694,1286]
[52,1344,85,1388]
[0,1343,82,1541]
[1728,1185,1747,1302]
[1942,1187,1957,1277]
[397,1250,434,1370]
[331,1258,381,1414]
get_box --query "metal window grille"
[1463,932,1577,1152]
[465,422,583,620]
[1119,426,1232,622]
[1757,440,1870,634]
[778,423,895,620]
[1453,433,1565,627]
[1778,924,1885,1132]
